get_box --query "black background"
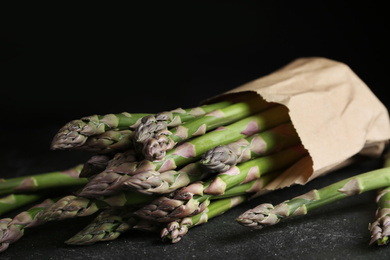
[1,2,390,259]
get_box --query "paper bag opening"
[204,57,390,190]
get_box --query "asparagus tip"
[236,203,278,229]
[161,221,188,243]
[142,130,174,161]
[50,121,90,150]
[369,215,390,246]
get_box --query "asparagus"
[369,186,390,245]
[141,96,273,160]
[80,155,112,178]
[134,101,233,146]
[0,193,45,216]
[37,191,157,223]
[236,156,390,229]
[369,153,390,246]
[0,165,87,196]
[51,112,150,150]
[0,198,57,252]
[65,207,137,246]
[214,170,280,199]
[200,122,300,173]
[0,219,11,252]
[65,207,161,246]
[124,162,210,195]
[78,105,290,198]
[161,195,247,243]
[77,129,134,154]
[77,150,138,198]
[135,146,307,222]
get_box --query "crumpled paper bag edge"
[202,57,390,191]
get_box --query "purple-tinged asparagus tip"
[200,145,238,173]
[142,130,175,161]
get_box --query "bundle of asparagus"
[2,90,388,253]
[1,93,314,251]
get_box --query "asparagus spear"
[0,193,45,216]
[77,150,138,198]
[0,165,87,196]
[141,96,273,160]
[79,155,112,178]
[135,146,307,222]
[0,198,57,252]
[369,186,390,245]
[200,122,300,173]
[124,162,210,195]
[134,101,233,146]
[65,207,137,246]
[77,129,134,154]
[161,195,248,243]
[37,191,158,223]
[78,105,290,198]
[65,207,160,246]
[0,219,11,252]
[236,156,390,229]
[369,152,390,246]
[51,112,150,150]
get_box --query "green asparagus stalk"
[37,191,158,223]
[161,195,248,243]
[200,122,300,173]
[78,105,290,198]
[0,193,45,216]
[77,129,134,154]
[369,186,390,245]
[236,155,390,230]
[135,146,307,222]
[134,101,234,146]
[0,198,57,252]
[0,165,87,196]
[141,96,273,160]
[214,170,280,199]
[65,206,161,246]
[51,112,150,150]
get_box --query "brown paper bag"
[207,57,390,191]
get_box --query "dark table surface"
[1,2,390,259]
